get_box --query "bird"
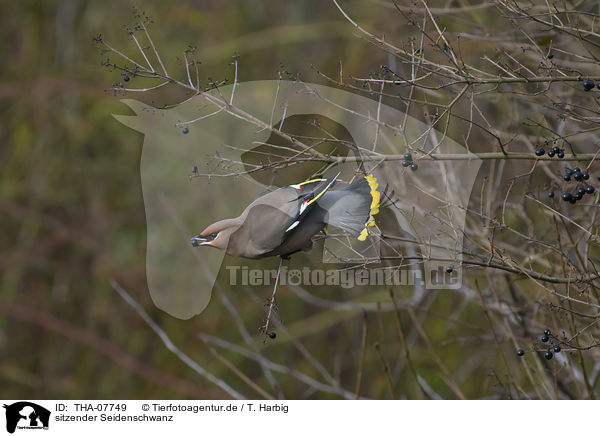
[190,173,381,259]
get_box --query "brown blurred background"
[2,0,599,400]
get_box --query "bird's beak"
[190,235,214,247]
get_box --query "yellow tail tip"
[358,228,369,241]
[370,190,380,210]
[358,174,381,241]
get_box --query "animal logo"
[287,270,302,286]
[114,80,481,318]
[3,402,50,434]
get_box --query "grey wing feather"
[233,204,298,255]
[235,187,300,254]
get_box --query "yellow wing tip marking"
[298,178,326,186]
[358,174,381,241]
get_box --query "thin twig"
[110,280,246,400]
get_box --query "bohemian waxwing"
[190,174,380,259]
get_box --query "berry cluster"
[562,167,590,182]
[535,145,564,158]
[583,79,599,92]
[516,328,562,360]
[552,167,596,204]
[401,152,418,171]
[539,328,562,360]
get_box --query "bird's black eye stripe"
[198,232,218,241]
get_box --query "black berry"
[577,187,586,196]
[575,192,583,200]
[552,146,560,154]
[182,127,189,134]
[574,172,583,181]
[535,148,545,156]
[573,167,581,173]
[563,174,571,182]
[557,150,565,159]
[583,79,595,91]
[410,163,418,171]
[446,266,454,273]
[543,328,551,335]
[547,150,555,158]
[124,74,130,82]
[547,190,554,198]
[268,331,277,339]
[586,185,595,194]
[402,160,410,167]
[403,152,412,160]
[553,345,561,353]
[540,335,549,343]
[517,349,525,357]
[561,192,572,201]
[582,171,590,180]
[547,53,554,59]
[544,350,553,360]
[569,196,577,204]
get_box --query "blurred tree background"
[2,0,600,400]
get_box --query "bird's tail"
[317,174,381,240]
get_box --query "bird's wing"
[231,176,340,256]
[283,175,339,234]
[231,203,299,256]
